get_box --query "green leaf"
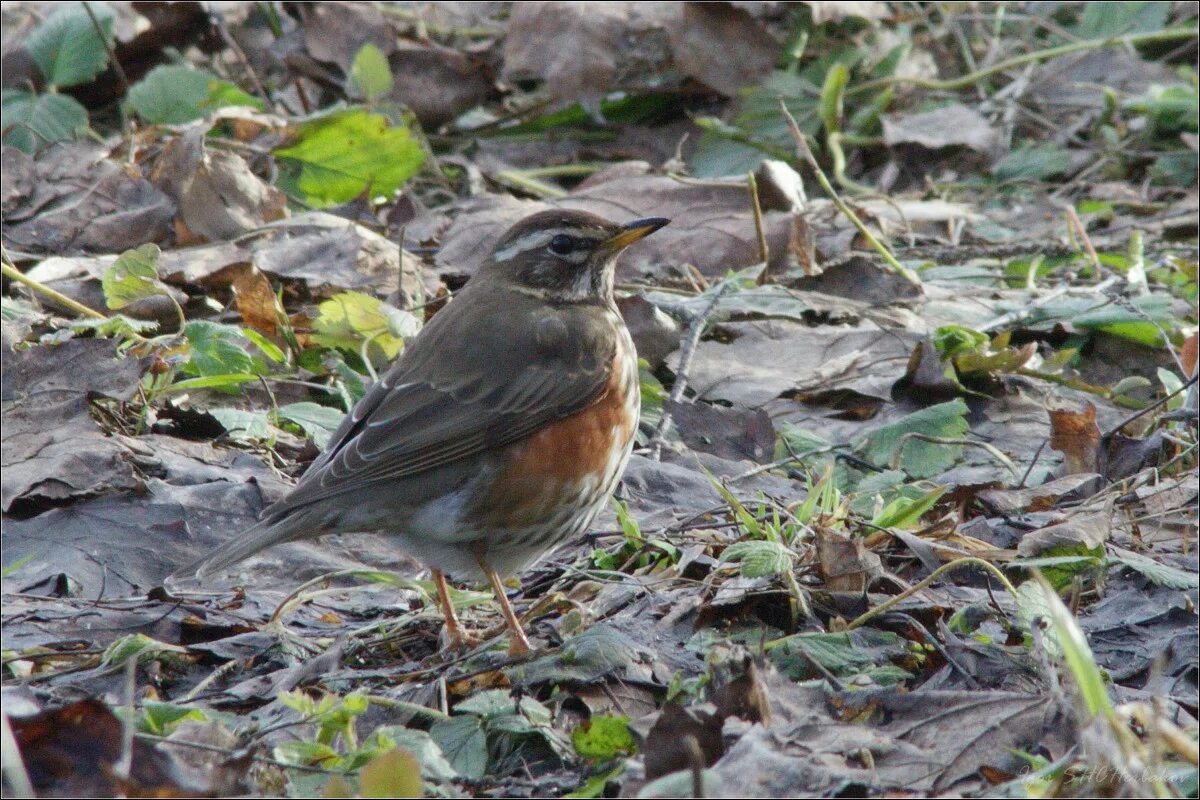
[1030,574,1115,720]
[68,315,158,338]
[455,689,519,718]
[242,327,286,364]
[312,291,417,360]
[1075,1,1171,39]
[720,540,794,578]
[275,109,426,207]
[367,727,458,781]
[1107,549,1199,589]
[277,402,345,447]
[505,625,646,687]
[126,64,263,125]
[1129,84,1199,138]
[207,407,274,442]
[274,740,340,768]
[572,715,636,761]
[183,321,258,377]
[871,485,947,529]
[164,373,260,393]
[933,325,989,358]
[1148,151,1200,188]
[428,715,488,779]
[102,244,162,310]
[767,629,911,683]
[137,701,207,736]
[1,89,89,152]
[857,399,969,479]
[358,747,422,798]
[101,633,187,668]
[1016,579,1059,658]
[26,2,114,88]
[819,63,849,134]
[994,143,1071,181]
[350,43,393,101]
[565,762,627,798]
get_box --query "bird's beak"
[604,217,670,251]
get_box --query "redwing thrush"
[172,210,669,654]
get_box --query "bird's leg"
[472,549,532,655]
[432,569,474,650]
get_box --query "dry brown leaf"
[388,40,494,128]
[3,143,174,254]
[976,474,1104,515]
[882,104,1000,156]
[232,266,281,338]
[1048,403,1101,474]
[150,125,288,244]
[815,528,884,592]
[503,2,674,108]
[665,3,777,96]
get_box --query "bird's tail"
[166,506,322,587]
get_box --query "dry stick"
[777,99,921,287]
[1,257,107,321]
[849,27,1199,95]
[1064,205,1103,275]
[980,275,1119,332]
[648,281,731,461]
[82,1,137,164]
[891,433,1021,478]
[215,12,275,112]
[764,556,1020,653]
[746,172,770,280]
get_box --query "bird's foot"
[440,622,480,653]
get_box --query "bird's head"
[480,210,669,303]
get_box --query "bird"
[171,210,669,654]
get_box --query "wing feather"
[263,287,616,518]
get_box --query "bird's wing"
[269,288,617,517]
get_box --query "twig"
[980,275,1119,332]
[843,557,1018,632]
[83,1,129,95]
[1017,440,1048,489]
[2,256,107,320]
[891,433,1021,479]
[648,282,731,460]
[114,657,136,781]
[747,172,770,283]
[214,11,275,112]
[494,169,567,199]
[86,0,140,166]
[136,731,338,774]
[849,27,1199,95]
[181,658,241,703]
[1064,205,1102,275]
[777,99,921,286]
[1104,373,1199,437]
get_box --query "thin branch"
[777,99,921,286]
[850,27,1199,95]
[648,282,731,460]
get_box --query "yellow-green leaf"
[275,110,425,207]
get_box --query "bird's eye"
[548,234,574,256]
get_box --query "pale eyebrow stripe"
[491,227,606,261]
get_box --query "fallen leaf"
[1048,403,1101,474]
[815,528,884,592]
[1,338,147,512]
[883,104,1000,155]
[150,123,288,244]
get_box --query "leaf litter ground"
[1,2,1197,797]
